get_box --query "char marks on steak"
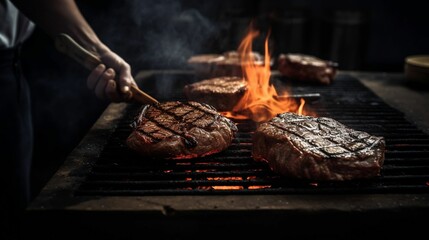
[126,101,237,159]
[252,113,385,181]
[278,53,338,85]
[183,76,247,111]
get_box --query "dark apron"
[0,45,33,236]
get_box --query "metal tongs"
[55,33,158,105]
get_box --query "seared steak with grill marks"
[126,101,237,159]
[183,77,247,111]
[252,113,385,181]
[278,53,338,85]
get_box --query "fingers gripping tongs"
[55,33,158,105]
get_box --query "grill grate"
[75,74,429,196]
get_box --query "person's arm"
[11,0,134,101]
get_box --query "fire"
[297,98,305,115]
[222,25,307,122]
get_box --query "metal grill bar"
[75,74,429,196]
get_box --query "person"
[0,0,137,238]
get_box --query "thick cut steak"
[183,76,247,111]
[252,113,385,181]
[277,53,338,85]
[187,51,264,79]
[126,101,237,159]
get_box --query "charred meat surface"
[278,53,338,85]
[183,76,247,111]
[126,101,238,159]
[187,51,264,78]
[252,113,385,181]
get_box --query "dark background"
[20,0,429,200]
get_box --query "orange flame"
[222,25,307,122]
[297,98,305,115]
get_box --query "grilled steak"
[187,54,225,79]
[183,76,247,111]
[277,53,338,85]
[126,101,238,159]
[187,51,264,79]
[252,113,385,181]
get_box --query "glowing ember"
[248,185,271,189]
[207,176,243,190]
[212,186,243,190]
[207,177,243,181]
[222,24,308,122]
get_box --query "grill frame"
[27,70,429,239]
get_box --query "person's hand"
[87,44,136,102]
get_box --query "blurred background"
[20,0,429,199]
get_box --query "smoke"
[89,0,222,70]
[144,8,219,67]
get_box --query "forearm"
[11,0,137,102]
[11,0,105,53]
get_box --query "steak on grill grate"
[183,76,247,111]
[187,51,264,79]
[126,101,238,159]
[252,113,385,181]
[278,53,338,85]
